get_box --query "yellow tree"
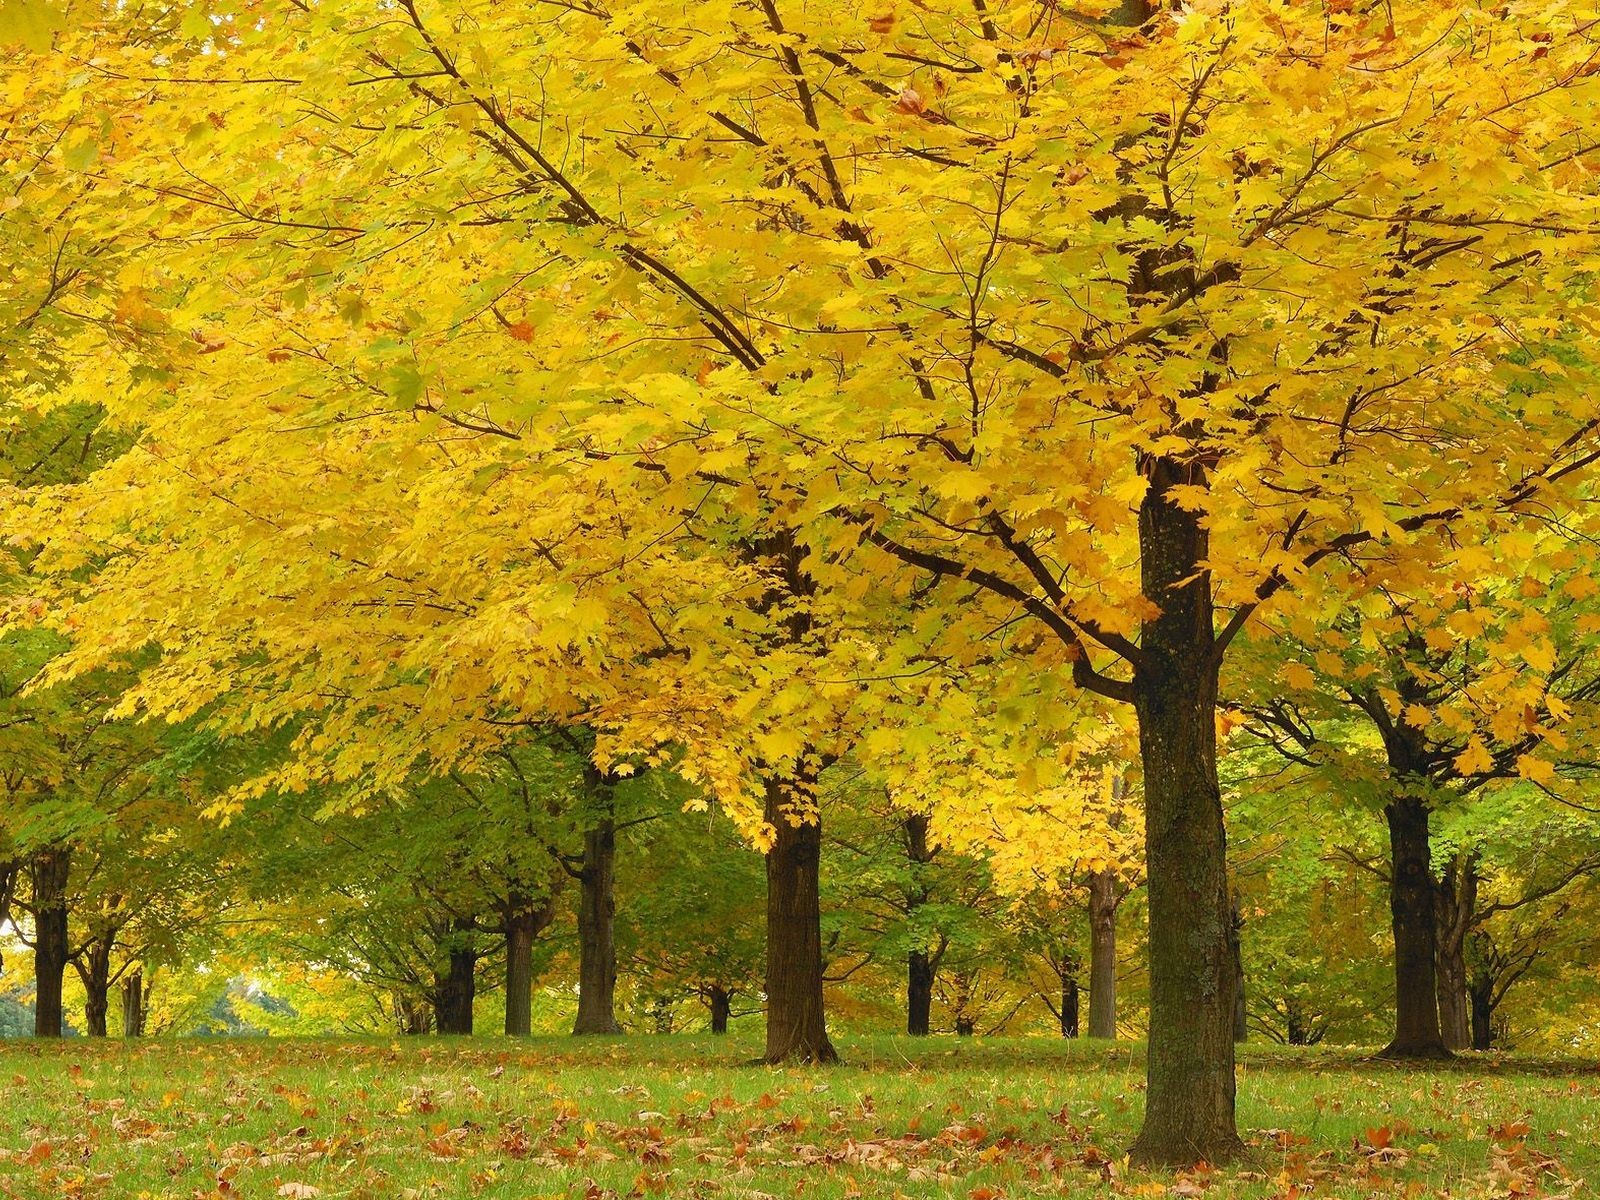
[13,0,1600,1166]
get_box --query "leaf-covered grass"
[2,1034,1596,1198]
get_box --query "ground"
[0,1034,1594,1199]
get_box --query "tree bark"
[1060,976,1080,1038]
[30,848,71,1039]
[763,776,837,1064]
[395,992,430,1035]
[1231,891,1247,1043]
[708,986,732,1034]
[907,949,934,1036]
[1470,979,1494,1050]
[1087,868,1119,1040]
[434,917,477,1035]
[1379,797,1450,1059]
[1127,456,1242,1167]
[504,896,552,1037]
[1434,854,1476,1052]
[573,773,623,1035]
[78,935,113,1037]
[121,971,144,1038]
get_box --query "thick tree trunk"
[1470,980,1494,1050]
[573,775,623,1035]
[1087,868,1119,1040]
[1380,797,1450,1059]
[503,900,543,1037]
[435,918,477,1035]
[30,848,71,1039]
[1060,977,1080,1038]
[1128,456,1241,1167]
[763,777,837,1064]
[121,971,144,1038]
[1435,946,1469,1052]
[907,949,934,1036]
[708,986,732,1034]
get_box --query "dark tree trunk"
[1470,979,1494,1050]
[955,1015,975,1037]
[573,775,623,1035]
[1087,868,1119,1040]
[396,993,431,1035]
[79,935,113,1037]
[1060,977,1080,1038]
[708,986,732,1034]
[435,918,477,1035]
[763,776,837,1064]
[1379,797,1450,1059]
[1127,456,1241,1167]
[121,971,144,1038]
[907,949,934,1036]
[504,895,553,1037]
[1434,854,1476,1052]
[1231,891,1247,1043]
[30,848,71,1039]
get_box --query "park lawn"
[0,1035,1595,1200]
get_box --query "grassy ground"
[1,1033,1595,1199]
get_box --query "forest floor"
[0,1033,1596,1199]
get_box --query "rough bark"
[1434,854,1477,1052]
[121,971,144,1038]
[708,986,732,1034]
[1470,980,1495,1050]
[1087,868,1120,1040]
[1060,977,1080,1038]
[573,774,623,1035]
[395,992,430,1035]
[1231,891,1247,1043]
[78,935,113,1037]
[504,895,554,1037]
[30,848,71,1039]
[763,777,837,1064]
[1379,796,1450,1059]
[434,918,477,1035]
[1127,456,1242,1167]
[907,949,934,1037]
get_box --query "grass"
[1,1033,1596,1198]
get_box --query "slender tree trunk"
[1380,797,1450,1059]
[1435,945,1469,1052]
[1434,854,1476,1052]
[1061,976,1080,1038]
[122,971,145,1037]
[708,986,732,1034]
[763,776,837,1064]
[1087,868,1119,1039]
[1128,456,1241,1167]
[396,992,430,1035]
[573,773,623,1035]
[30,848,71,1039]
[435,918,477,1035]
[504,901,541,1037]
[1469,979,1494,1050]
[79,936,112,1037]
[907,949,934,1036]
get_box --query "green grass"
[1,1034,1596,1198]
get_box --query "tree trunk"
[1379,797,1450,1059]
[573,775,623,1035]
[504,903,539,1037]
[708,986,731,1034]
[79,935,112,1037]
[1087,868,1119,1040]
[763,776,837,1064]
[396,992,430,1035]
[121,971,145,1038]
[30,848,71,1039]
[435,918,477,1035]
[1061,976,1080,1038]
[1127,456,1241,1167]
[1434,854,1476,1052]
[907,949,934,1036]
[1469,979,1494,1050]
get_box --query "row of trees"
[7,0,1600,1167]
